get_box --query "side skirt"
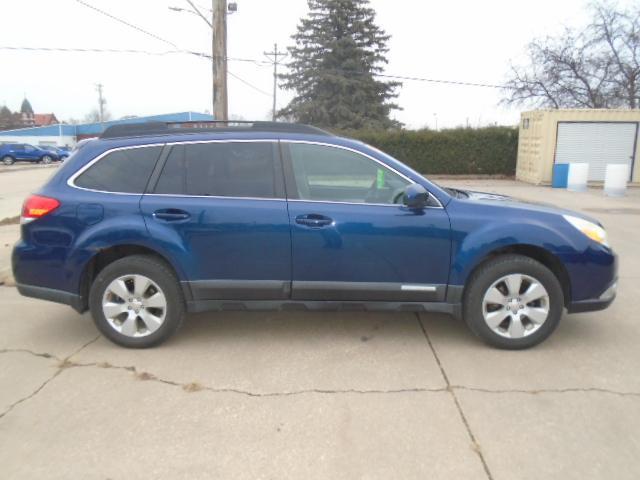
[187,299,460,316]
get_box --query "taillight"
[21,195,60,224]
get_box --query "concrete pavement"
[1,176,639,479]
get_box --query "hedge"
[339,127,518,175]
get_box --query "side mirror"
[403,184,430,209]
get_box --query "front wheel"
[89,255,185,348]
[2,156,14,166]
[41,155,53,164]
[463,254,564,349]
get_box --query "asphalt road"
[1,170,639,479]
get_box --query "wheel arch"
[461,244,572,308]
[77,243,188,312]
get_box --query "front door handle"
[295,214,333,227]
[153,209,191,221]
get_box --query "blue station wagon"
[12,122,617,349]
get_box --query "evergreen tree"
[279,0,401,130]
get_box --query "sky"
[0,0,629,129]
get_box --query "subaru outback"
[12,121,617,349]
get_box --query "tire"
[41,155,53,164]
[2,156,14,166]
[89,255,185,348]
[463,254,564,350]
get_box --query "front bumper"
[567,279,617,313]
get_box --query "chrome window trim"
[144,193,286,202]
[66,138,444,209]
[282,140,444,209]
[67,142,167,196]
[67,139,280,196]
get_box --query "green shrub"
[338,127,518,175]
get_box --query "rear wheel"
[463,254,564,349]
[89,255,185,348]
[2,156,14,166]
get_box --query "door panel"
[141,140,291,300]
[140,196,292,300]
[283,141,451,302]
[287,201,451,301]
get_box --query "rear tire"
[89,255,185,348]
[463,254,564,349]
[2,156,14,166]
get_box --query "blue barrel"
[552,163,569,188]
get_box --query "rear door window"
[153,141,282,198]
[74,146,162,193]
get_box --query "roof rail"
[100,121,332,139]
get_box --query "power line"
[0,46,181,56]
[1,45,505,89]
[74,0,180,50]
[228,70,271,96]
[0,45,271,65]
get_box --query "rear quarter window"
[73,146,162,193]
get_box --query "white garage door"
[554,122,637,181]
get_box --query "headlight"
[563,215,609,247]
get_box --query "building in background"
[517,109,640,185]
[0,111,214,148]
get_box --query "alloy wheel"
[482,273,550,339]
[102,274,167,338]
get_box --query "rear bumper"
[16,283,84,313]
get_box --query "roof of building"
[33,113,59,126]
[0,111,213,137]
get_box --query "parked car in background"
[0,143,60,165]
[44,146,72,160]
[12,121,617,350]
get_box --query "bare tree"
[83,108,112,123]
[503,1,639,109]
[592,1,640,108]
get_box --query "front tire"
[2,156,14,166]
[89,255,185,348]
[41,155,53,164]
[463,254,564,349]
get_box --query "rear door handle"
[295,214,333,227]
[153,209,191,221]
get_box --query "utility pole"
[263,43,286,121]
[212,0,228,121]
[95,83,105,122]
[173,1,228,120]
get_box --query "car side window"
[154,142,281,198]
[74,146,162,193]
[24,145,35,152]
[287,143,410,204]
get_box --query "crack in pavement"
[417,314,495,480]
[0,335,100,420]
[3,344,640,400]
[452,385,640,398]
[0,348,59,361]
[59,359,450,397]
